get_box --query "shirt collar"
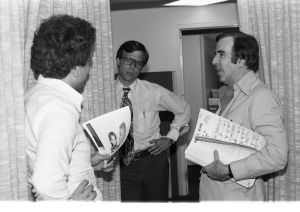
[116,76,138,95]
[37,75,83,112]
[233,71,259,95]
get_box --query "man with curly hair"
[25,14,114,201]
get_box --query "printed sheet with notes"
[185,108,268,188]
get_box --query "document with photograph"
[185,108,267,188]
[83,106,131,155]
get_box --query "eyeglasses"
[119,57,144,70]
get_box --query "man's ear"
[116,58,120,67]
[237,58,246,68]
[71,67,79,77]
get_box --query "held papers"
[185,108,267,188]
[83,106,131,155]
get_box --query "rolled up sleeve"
[231,90,288,181]
[157,86,191,141]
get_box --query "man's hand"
[202,150,231,182]
[71,180,97,201]
[101,157,115,172]
[91,152,115,172]
[148,137,171,155]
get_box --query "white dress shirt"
[116,78,191,152]
[26,75,102,201]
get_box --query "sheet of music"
[195,109,267,151]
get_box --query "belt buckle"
[133,152,141,161]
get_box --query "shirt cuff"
[179,125,189,135]
[230,159,249,181]
[166,125,189,141]
[166,128,179,141]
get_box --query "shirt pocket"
[138,111,155,133]
[226,113,252,145]
[227,113,244,126]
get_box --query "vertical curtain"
[0,0,119,201]
[0,0,28,201]
[237,0,300,201]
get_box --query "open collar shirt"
[26,75,102,201]
[116,77,191,152]
[200,71,288,201]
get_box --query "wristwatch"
[167,138,175,145]
[228,164,234,179]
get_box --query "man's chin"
[218,77,225,83]
[124,75,136,82]
[77,81,89,94]
[76,86,85,94]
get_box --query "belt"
[133,149,151,161]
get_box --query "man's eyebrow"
[214,50,225,55]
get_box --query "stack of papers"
[185,109,267,188]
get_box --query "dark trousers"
[120,151,169,202]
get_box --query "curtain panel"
[0,0,28,200]
[0,0,119,201]
[237,0,300,201]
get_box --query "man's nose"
[212,56,218,66]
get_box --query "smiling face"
[212,37,241,86]
[116,50,145,87]
[109,134,117,146]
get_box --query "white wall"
[111,3,239,73]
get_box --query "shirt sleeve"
[157,85,191,141]
[230,89,288,181]
[31,102,78,200]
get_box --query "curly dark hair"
[116,40,149,66]
[216,31,259,73]
[30,14,96,79]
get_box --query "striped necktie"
[119,87,134,165]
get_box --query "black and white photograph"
[83,106,130,155]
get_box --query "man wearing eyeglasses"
[115,40,191,202]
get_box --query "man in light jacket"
[200,31,288,201]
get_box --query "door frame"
[174,21,239,196]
